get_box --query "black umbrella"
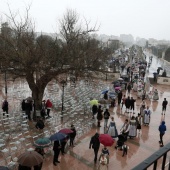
[112,81,119,84]
[0,166,9,170]
[158,67,163,70]
[153,72,158,75]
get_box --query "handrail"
[132,143,170,170]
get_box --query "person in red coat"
[45,99,52,118]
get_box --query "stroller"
[115,134,126,150]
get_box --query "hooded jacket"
[159,121,166,134]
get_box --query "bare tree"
[0,8,110,115]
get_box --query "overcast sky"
[1,0,170,40]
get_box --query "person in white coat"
[144,106,151,126]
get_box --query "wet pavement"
[0,51,170,170]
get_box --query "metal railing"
[132,143,170,170]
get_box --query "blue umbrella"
[0,167,9,170]
[101,90,108,94]
[49,133,67,141]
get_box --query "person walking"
[92,104,98,119]
[107,117,118,138]
[53,140,61,166]
[103,109,110,128]
[144,106,151,126]
[162,98,168,115]
[159,121,166,147]
[89,133,100,164]
[121,95,126,110]
[70,124,76,147]
[129,97,136,114]
[46,99,52,118]
[104,91,108,100]
[127,83,132,94]
[125,96,131,113]
[97,105,103,127]
[136,113,142,134]
[120,119,130,141]
[128,116,137,139]
[2,99,8,117]
[118,91,123,105]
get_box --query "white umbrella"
[118,78,123,81]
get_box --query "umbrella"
[49,132,67,141]
[18,151,43,167]
[33,138,52,148]
[101,90,108,94]
[98,99,107,104]
[158,67,163,70]
[112,81,119,84]
[99,134,114,146]
[0,167,9,170]
[26,97,33,101]
[118,78,124,81]
[115,87,121,90]
[59,128,73,134]
[89,99,98,106]
[153,72,157,75]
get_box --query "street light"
[60,80,67,120]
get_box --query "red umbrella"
[59,128,73,134]
[99,134,114,146]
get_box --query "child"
[35,117,45,130]
[122,144,128,157]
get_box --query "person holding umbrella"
[53,140,61,166]
[89,133,100,164]
[34,148,44,170]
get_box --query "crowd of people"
[88,52,168,168]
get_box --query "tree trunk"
[26,72,51,119]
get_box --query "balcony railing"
[132,143,170,170]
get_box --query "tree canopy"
[0,8,111,110]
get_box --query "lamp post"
[60,80,67,121]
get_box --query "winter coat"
[89,133,100,149]
[70,127,76,138]
[97,108,103,120]
[125,98,131,108]
[118,92,123,99]
[159,121,166,134]
[46,100,52,108]
[103,111,110,119]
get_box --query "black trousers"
[118,98,122,105]
[61,142,66,154]
[160,133,164,145]
[53,149,60,163]
[130,105,134,111]
[70,137,75,146]
[162,106,166,111]
[47,109,51,117]
[93,148,99,163]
